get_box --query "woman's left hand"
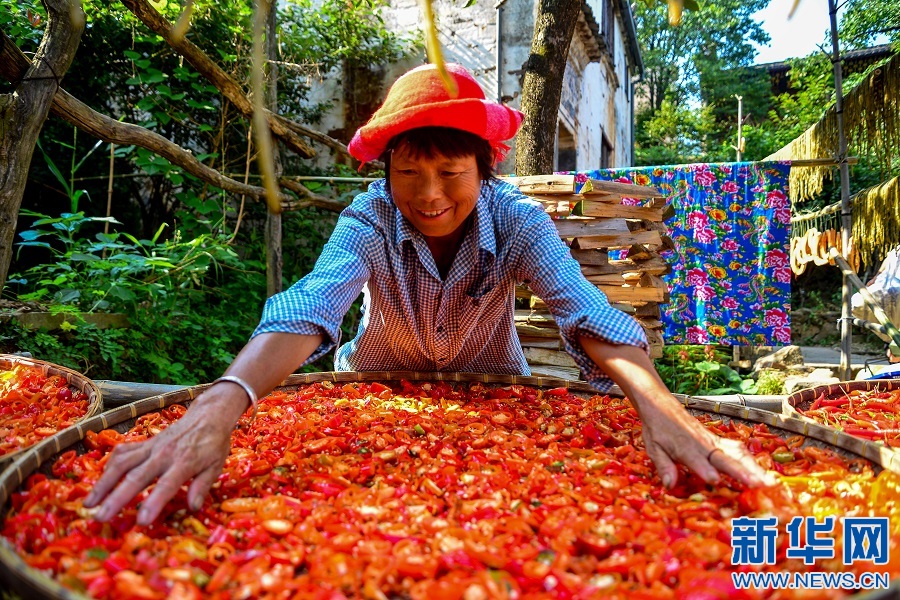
[630,386,773,488]
[580,336,773,488]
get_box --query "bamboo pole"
[828,247,900,356]
[828,0,853,381]
[788,157,858,168]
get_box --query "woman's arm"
[85,195,383,524]
[505,200,769,487]
[579,335,772,488]
[84,332,322,525]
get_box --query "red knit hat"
[348,63,524,165]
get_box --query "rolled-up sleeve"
[513,207,648,391]
[252,214,373,366]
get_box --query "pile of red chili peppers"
[3,380,899,599]
[797,387,900,447]
[0,364,89,458]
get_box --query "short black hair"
[380,127,496,188]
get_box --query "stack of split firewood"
[504,175,674,380]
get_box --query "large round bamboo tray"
[783,379,900,463]
[0,371,898,600]
[0,354,103,471]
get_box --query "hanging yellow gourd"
[418,0,458,97]
[171,0,194,42]
[668,0,684,26]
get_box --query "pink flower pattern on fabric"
[562,162,792,346]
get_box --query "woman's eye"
[441,171,461,178]
[396,169,417,176]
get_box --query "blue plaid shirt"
[253,179,648,391]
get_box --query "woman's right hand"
[83,332,324,525]
[83,383,250,525]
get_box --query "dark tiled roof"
[755,43,896,95]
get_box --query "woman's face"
[389,145,481,242]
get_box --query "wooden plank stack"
[504,175,674,379]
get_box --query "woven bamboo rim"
[782,379,900,462]
[1,371,898,600]
[784,379,900,418]
[0,354,103,469]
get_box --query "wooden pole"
[735,95,743,162]
[105,143,114,233]
[828,248,900,356]
[828,0,853,381]
[264,0,283,296]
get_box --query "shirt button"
[437,325,444,333]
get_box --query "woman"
[85,63,769,525]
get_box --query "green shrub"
[654,345,758,396]
[755,369,787,396]
[2,208,357,384]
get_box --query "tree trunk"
[0,0,84,291]
[514,0,582,176]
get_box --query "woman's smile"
[417,207,451,218]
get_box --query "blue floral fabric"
[567,162,792,346]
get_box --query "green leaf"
[739,379,759,394]
[69,253,99,262]
[675,382,695,394]
[186,99,216,111]
[694,361,720,373]
[17,241,53,250]
[107,285,136,301]
[70,189,87,213]
[55,289,81,303]
[683,0,700,11]
[142,69,166,84]
[18,230,47,241]
[73,139,104,174]
[722,366,743,384]
[36,140,71,196]
[150,223,169,244]
[136,96,156,111]
[145,258,177,268]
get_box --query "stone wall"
[308,0,640,172]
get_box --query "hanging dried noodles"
[767,52,900,205]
